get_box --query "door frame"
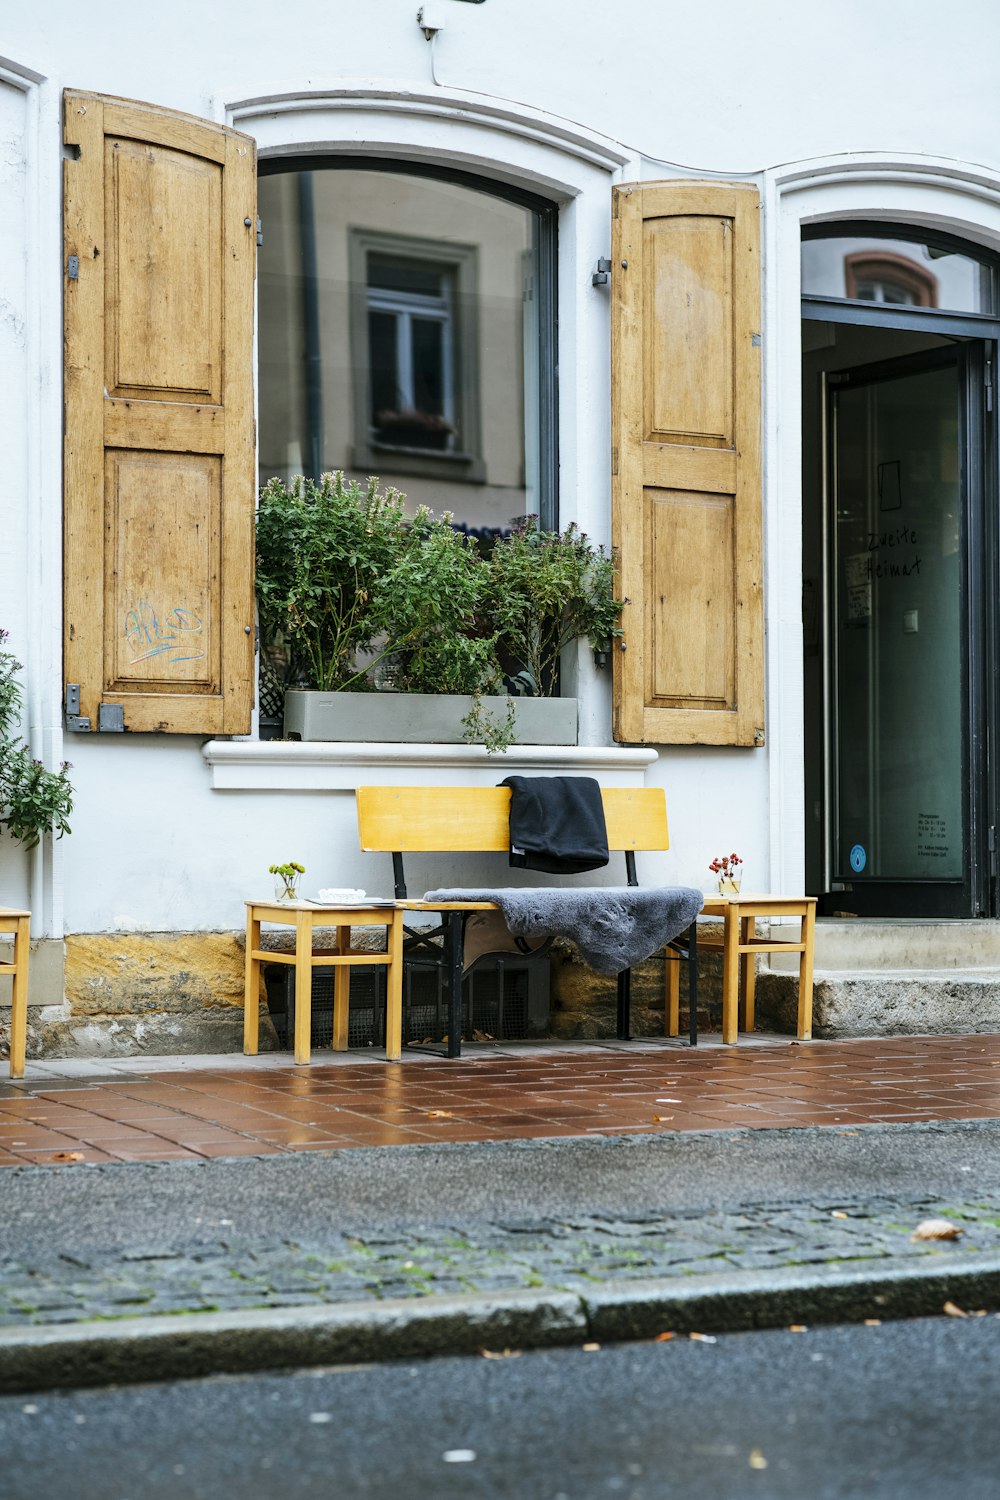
[819,341,987,917]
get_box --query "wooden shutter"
[63,91,256,734]
[611,180,763,746]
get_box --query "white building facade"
[2,0,1000,1048]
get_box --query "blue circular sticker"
[849,844,867,873]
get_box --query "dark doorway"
[801,228,999,919]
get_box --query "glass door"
[828,347,979,916]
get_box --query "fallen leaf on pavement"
[52,1151,84,1162]
[689,1332,717,1343]
[651,1116,673,1123]
[831,1211,849,1219]
[748,1449,768,1470]
[480,1348,521,1359]
[654,1331,675,1342]
[943,1301,968,1318]
[426,1110,455,1119]
[911,1218,964,1242]
[788,1324,808,1333]
[582,1342,601,1352]
[864,1319,882,1327]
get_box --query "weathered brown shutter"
[63,91,256,734]
[611,180,763,746]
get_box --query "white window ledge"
[203,739,656,791]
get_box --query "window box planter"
[283,690,578,746]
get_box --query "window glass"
[802,233,996,315]
[258,166,553,541]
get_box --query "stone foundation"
[4,927,727,1060]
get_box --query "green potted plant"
[255,474,622,750]
[0,630,73,849]
[486,517,624,698]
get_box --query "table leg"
[294,909,313,1065]
[798,903,816,1040]
[385,909,403,1062]
[665,949,680,1037]
[243,909,261,1056]
[9,917,28,1079]
[740,914,756,1032]
[333,924,351,1051]
[722,905,739,1045]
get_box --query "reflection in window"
[258,165,556,539]
[801,231,996,315]
[368,254,454,451]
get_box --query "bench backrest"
[356,785,669,854]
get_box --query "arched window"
[257,159,558,541]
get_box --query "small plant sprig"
[0,629,74,849]
[269,861,305,880]
[709,853,743,879]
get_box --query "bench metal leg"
[687,919,698,1047]
[616,966,631,1039]
[446,911,464,1059]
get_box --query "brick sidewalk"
[2,1032,1000,1166]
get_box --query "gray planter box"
[283,690,578,746]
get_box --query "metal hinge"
[986,355,994,413]
[64,683,90,732]
[97,703,125,733]
[592,257,611,287]
[66,255,79,281]
[256,215,263,248]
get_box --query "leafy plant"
[0,630,73,849]
[484,518,624,695]
[255,477,623,752]
[256,472,408,692]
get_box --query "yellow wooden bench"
[356,785,699,1057]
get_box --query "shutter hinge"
[256,215,263,248]
[64,683,90,733]
[66,255,79,281]
[591,257,611,287]
[751,331,762,348]
[985,355,994,413]
[97,703,125,733]
[612,446,618,476]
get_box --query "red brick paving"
[1,1033,1000,1166]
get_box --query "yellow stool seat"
[666,894,816,1044]
[0,907,30,1078]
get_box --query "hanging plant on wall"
[0,630,73,849]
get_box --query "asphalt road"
[6,1119,1000,1258]
[3,1314,1000,1498]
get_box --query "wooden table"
[244,900,405,1064]
[0,906,30,1078]
[666,894,816,1044]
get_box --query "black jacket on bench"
[499,775,609,874]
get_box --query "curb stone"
[2,1254,999,1395]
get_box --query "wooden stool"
[666,895,816,1044]
[244,900,404,1064]
[0,907,30,1078]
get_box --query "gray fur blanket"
[422,886,704,975]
